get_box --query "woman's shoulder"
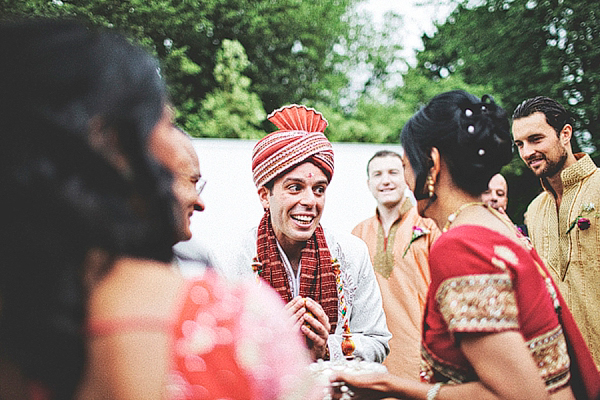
[88,257,184,323]
[434,224,524,250]
[430,225,531,276]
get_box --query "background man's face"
[482,174,508,212]
[512,112,568,179]
[367,155,406,208]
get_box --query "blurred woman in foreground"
[331,90,600,399]
[0,18,316,399]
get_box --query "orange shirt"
[352,198,440,379]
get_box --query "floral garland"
[332,258,350,334]
[402,225,430,257]
[566,202,599,234]
[333,257,356,358]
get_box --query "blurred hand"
[330,372,399,400]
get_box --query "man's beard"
[533,149,568,179]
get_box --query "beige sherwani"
[525,153,600,367]
[352,198,440,379]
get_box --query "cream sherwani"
[220,227,392,363]
[352,198,440,379]
[525,153,600,367]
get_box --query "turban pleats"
[252,104,334,187]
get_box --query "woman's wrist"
[426,382,443,400]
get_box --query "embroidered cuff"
[527,325,570,391]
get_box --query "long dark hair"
[0,18,177,398]
[401,90,513,199]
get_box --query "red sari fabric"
[168,271,317,399]
[88,271,317,399]
[421,225,600,399]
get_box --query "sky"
[343,0,455,96]
[358,0,454,64]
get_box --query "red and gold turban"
[252,104,334,188]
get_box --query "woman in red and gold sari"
[331,90,600,400]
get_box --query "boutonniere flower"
[403,226,430,257]
[566,203,598,234]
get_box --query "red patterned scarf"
[256,210,338,333]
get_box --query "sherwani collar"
[375,196,413,227]
[541,153,597,194]
[374,196,413,279]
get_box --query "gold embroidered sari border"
[526,325,571,392]
[436,273,519,331]
[420,343,475,384]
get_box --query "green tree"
[415,0,600,156]
[409,0,600,223]
[416,0,562,114]
[394,67,494,116]
[186,39,265,138]
[554,0,600,155]
[323,10,407,111]
[2,0,356,130]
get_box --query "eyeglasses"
[196,177,206,196]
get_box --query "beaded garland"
[251,255,263,283]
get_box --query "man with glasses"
[149,124,213,271]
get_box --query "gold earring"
[427,175,435,198]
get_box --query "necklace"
[443,202,486,232]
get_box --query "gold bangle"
[426,382,443,400]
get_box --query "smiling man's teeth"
[293,215,313,223]
[529,159,543,166]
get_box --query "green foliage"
[417,1,561,107]
[187,39,266,139]
[416,0,600,156]
[555,0,600,155]
[2,0,355,132]
[409,0,600,223]
[395,68,495,114]
[325,10,407,109]
[318,68,492,144]
[304,97,404,144]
